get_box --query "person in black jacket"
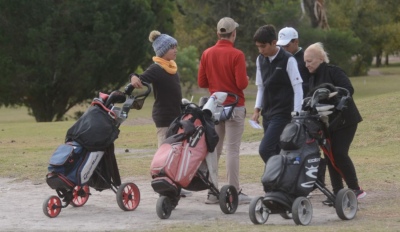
[130,30,192,197]
[251,25,303,194]
[130,30,181,148]
[277,27,311,95]
[304,42,366,202]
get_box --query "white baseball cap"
[276,27,298,46]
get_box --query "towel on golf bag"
[66,101,120,151]
[262,133,321,197]
[150,110,217,188]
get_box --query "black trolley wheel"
[335,188,358,220]
[249,196,269,224]
[156,196,172,219]
[292,196,313,225]
[219,185,238,214]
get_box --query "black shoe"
[353,187,367,199]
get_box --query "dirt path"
[0,176,354,232]
[0,142,371,231]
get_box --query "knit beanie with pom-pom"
[149,30,177,57]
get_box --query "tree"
[327,0,400,68]
[0,0,158,122]
[175,45,199,96]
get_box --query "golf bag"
[150,106,218,189]
[46,97,122,191]
[261,116,323,197]
[150,92,227,195]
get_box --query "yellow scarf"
[152,56,178,74]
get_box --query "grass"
[1,66,400,231]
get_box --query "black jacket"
[134,63,182,127]
[258,48,293,120]
[308,62,362,131]
[294,48,311,95]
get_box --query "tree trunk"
[302,0,330,29]
[375,53,382,67]
[385,53,389,66]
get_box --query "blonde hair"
[306,42,330,63]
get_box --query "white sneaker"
[238,192,251,205]
[180,189,192,197]
[205,194,218,204]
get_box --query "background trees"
[0,0,158,121]
[0,0,398,122]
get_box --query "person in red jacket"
[198,17,250,205]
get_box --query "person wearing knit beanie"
[129,30,192,197]
[149,30,178,57]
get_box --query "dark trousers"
[326,124,360,194]
[259,115,291,163]
[259,115,291,192]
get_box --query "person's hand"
[251,109,261,124]
[130,75,143,88]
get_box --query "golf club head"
[198,96,209,108]
[311,88,330,108]
[105,90,126,108]
[181,98,191,105]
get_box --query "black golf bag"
[261,116,323,197]
[46,98,122,191]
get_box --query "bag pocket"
[48,144,81,175]
[218,106,234,121]
[280,122,306,150]
[49,144,74,166]
[261,154,285,189]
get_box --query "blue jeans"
[259,115,291,163]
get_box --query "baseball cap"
[217,17,239,34]
[276,27,298,46]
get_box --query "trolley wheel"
[292,196,313,226]
[170,196,180,210]
[42,195,62,218]
[335,188,358,220]
[70,185,90,207]
[156,196,172,219]
[219,185,238,214]
[116,182,140,211]
[279,210,293,219]
[249,196,269,224]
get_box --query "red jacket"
[198,39,248,106]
